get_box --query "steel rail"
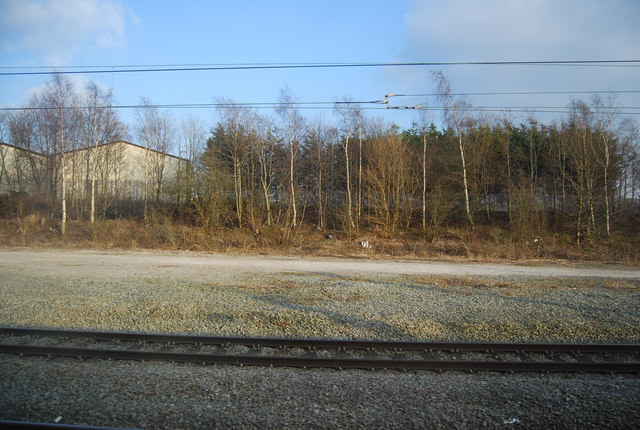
[0,420,139,429]
[1,344,639,373]
[2,327,639,354]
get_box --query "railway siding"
[1,328,639,373]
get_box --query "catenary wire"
[1,60,639,70]
[1,60,639,76]
[2,103,639,115]
[388,90,640,97]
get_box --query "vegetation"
[1,74,639,263]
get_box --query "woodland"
[1,73,639,262]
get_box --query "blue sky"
[1,0,639,135]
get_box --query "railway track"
[1,327,639,373]
[0,420,136,429]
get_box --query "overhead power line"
[2,102,639,115]
[1,60,639,76]
[0,100,376,111]
[387,90,640,97]
[3,60,639,70]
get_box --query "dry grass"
[412,274,640,292]
[0,217,638,265]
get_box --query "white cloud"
[0,0,129,65]
[391,0,640,123]
[403,0,640,61]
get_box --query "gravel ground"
[1,265,638,343]
[1,249,639,429]
[1,355,639,430]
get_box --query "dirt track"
[1,248,639,280]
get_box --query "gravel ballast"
[2,354,639,430]
[0,249,639,429]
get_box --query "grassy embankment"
[1,215,638,264]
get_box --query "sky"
[1,0,639,140]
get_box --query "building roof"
[2,140,188,162]
[0,142,46,157]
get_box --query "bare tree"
[365,131,413,233]
[355,109,365,226]
[416,109,431,232]
[253,114,276,227]
[0,112,9,143]
[591,94,619,237]
[619,119,640,215]
[497,119,514,223]
[136,98,176,209]
[34,75,82,234]
[334,100,363,232]
[433,71,475,229]
[563,99,600,243]
[193,142,231,228]
[178,114,207,204]
[7,110,46,206]
[82,82,125,222]
[305,115,336,230]
[276,87,305,228]
[215,101,252,227]
[179,114,206,164]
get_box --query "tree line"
[1,73,639,243]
